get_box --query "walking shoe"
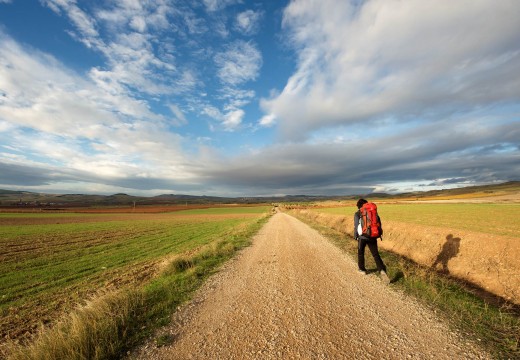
[358,269,367,275]
[380,270,390,283]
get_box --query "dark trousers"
[358,237,386,272]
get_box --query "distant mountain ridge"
[0,190,338,206]
[0,181,518,206]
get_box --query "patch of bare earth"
[129,212,489,359]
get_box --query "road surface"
[130,212,489,359]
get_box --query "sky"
[0,0,519,197]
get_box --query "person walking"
[354,198,389,282]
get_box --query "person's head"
[356,198,368,209]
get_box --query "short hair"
[356,198,368,209]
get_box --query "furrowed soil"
[0,210,266,349]
[130,212,489,359]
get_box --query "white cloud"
[219,87,255,110]
[42,1,184,97]
[235,10,262,35]
[129,16,147,32]
[202,105,223,121]
[43,0,99,44]
[214,40,262,85]
[203,0,220,12]
[201,103,245,131]
[214,19,230,38]
[168,104,188,126]
[262,0,520,140]
[223,109,244,130]
[259,113,276,127]
[203,0,240,12]
[182,11,208,35]
[0,120,13,132]
[94,1,171,32]
[0,31,194,185]
[40,0,257,137]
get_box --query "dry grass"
[6,289,143,360]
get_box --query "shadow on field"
[431,234,461,274]
[390,271,405,284]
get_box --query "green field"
[0,206,270,343]
[312,203,520,238]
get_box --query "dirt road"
[130,212,489,359]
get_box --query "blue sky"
[0,0,519,197]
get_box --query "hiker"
[354,198,388,280]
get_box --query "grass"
[1,207,270,359]
[1,216,252,312]
[313,203,520,237]
[289,209,520,359]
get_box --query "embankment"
[288,209,520,305]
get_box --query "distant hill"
[0,181,518,207]
[394,181,520,200]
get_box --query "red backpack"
[359,202,383,239]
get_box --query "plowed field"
[0,206,269,347]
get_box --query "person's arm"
[354,211,360,240]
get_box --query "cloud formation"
[199,113,520,194]
[0,32,189,184]
[235,9,262,35]
[0,0,519,196]
[261,0,520,139]
[214,40,262,86]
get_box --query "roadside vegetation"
[288,207,520,359]
[1,206,271,359]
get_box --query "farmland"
[313,203,520,238]
[0,206,270,347]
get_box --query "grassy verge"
[5,214,270,360]
[289,210,520,359]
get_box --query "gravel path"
[129,212,490,359]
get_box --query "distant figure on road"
[354,198,388,282]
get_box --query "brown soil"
[380,220,520,305]
[0,204,263,214]
[129,212,489,359]
[0,212,258,226]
